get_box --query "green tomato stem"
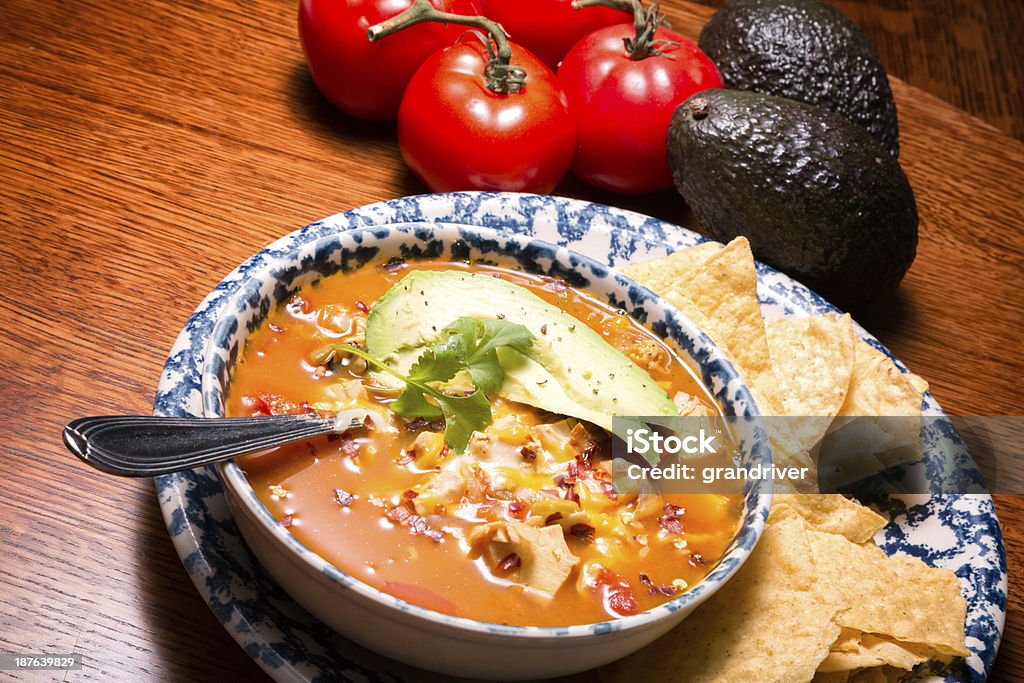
[573,0,673,60]
[366,0,525,93]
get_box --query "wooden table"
[1,1,1020,680]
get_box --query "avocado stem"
[367,0,525,93]
[689,97,710,120]
[573,0,674,60]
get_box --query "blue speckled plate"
[155,192,1006,682]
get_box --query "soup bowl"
[205,222,772,680]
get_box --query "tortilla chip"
[621,240,723,295]
[806,529,969,659]
[770,431,818,493]
[769,494,887,544]
[599,517,840,683]
[818,632,931,673]
[626,238,783,416]
[766,314,857,451]
[837,342,925,418]
[678,239,780,410]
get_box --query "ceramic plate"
[155,192,1006,682]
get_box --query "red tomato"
[557,24,724,193]
[479,0,628,70]
[298,0,481,120]
[397,41,576,193]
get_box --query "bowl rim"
[209,221,773,639]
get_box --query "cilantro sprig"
[336,317,534,452]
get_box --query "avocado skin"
[668,89,917,308]
[699,0,899,157]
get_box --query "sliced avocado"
[365,270,677,429]
[667,89,918,308]
[699,0,899,156]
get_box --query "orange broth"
[227,258,742,626]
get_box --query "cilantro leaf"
[333,317,533,453]
[476,319,534,355]
[405,335,464,385]
[391,387,443,419]
[442,317,534,395]
[436,391,492,453]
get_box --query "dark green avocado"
[699,0,899,156]
[668,89,918,308]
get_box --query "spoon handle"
[63,413,364,477]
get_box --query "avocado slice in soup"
[365,270,677,430]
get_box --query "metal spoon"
[63,410,376,477]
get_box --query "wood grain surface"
[0,0,1020,681]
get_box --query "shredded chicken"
[412,469,466,516]
[468,519,580,601]
[533,420,576,460]
[673,391,715,417]
[624,336,669,373]
[633,493,665,521]
[326,378,367,404]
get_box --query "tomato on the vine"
[397,40,576,193]
[557,5,723,193]
[479,0,629,71]
[298,0,481,120]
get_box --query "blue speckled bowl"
[155,192,1005,682]
[204,222,772,680]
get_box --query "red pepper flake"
[659,503,686,534]
[570,523,596,544]
[339,434,360,459]
[385,505,412,525]
[496,553,521,574]
[658,514,686,535]
[243,392,296,416]
[600,480,619,501]
[404,489,419,499]
[567,460,579,479]
[544,512,563,526]
[689,553,706,568]
[307,442,319,458]
[333,488,355,507]
[519,445,537,461]
[564,485,580,504]
[382,257,406,274]
[280,514,294,528]
[508,500,528,520]
[385,504,445,542]
[354,300,370,313]
[639,572,677,596]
